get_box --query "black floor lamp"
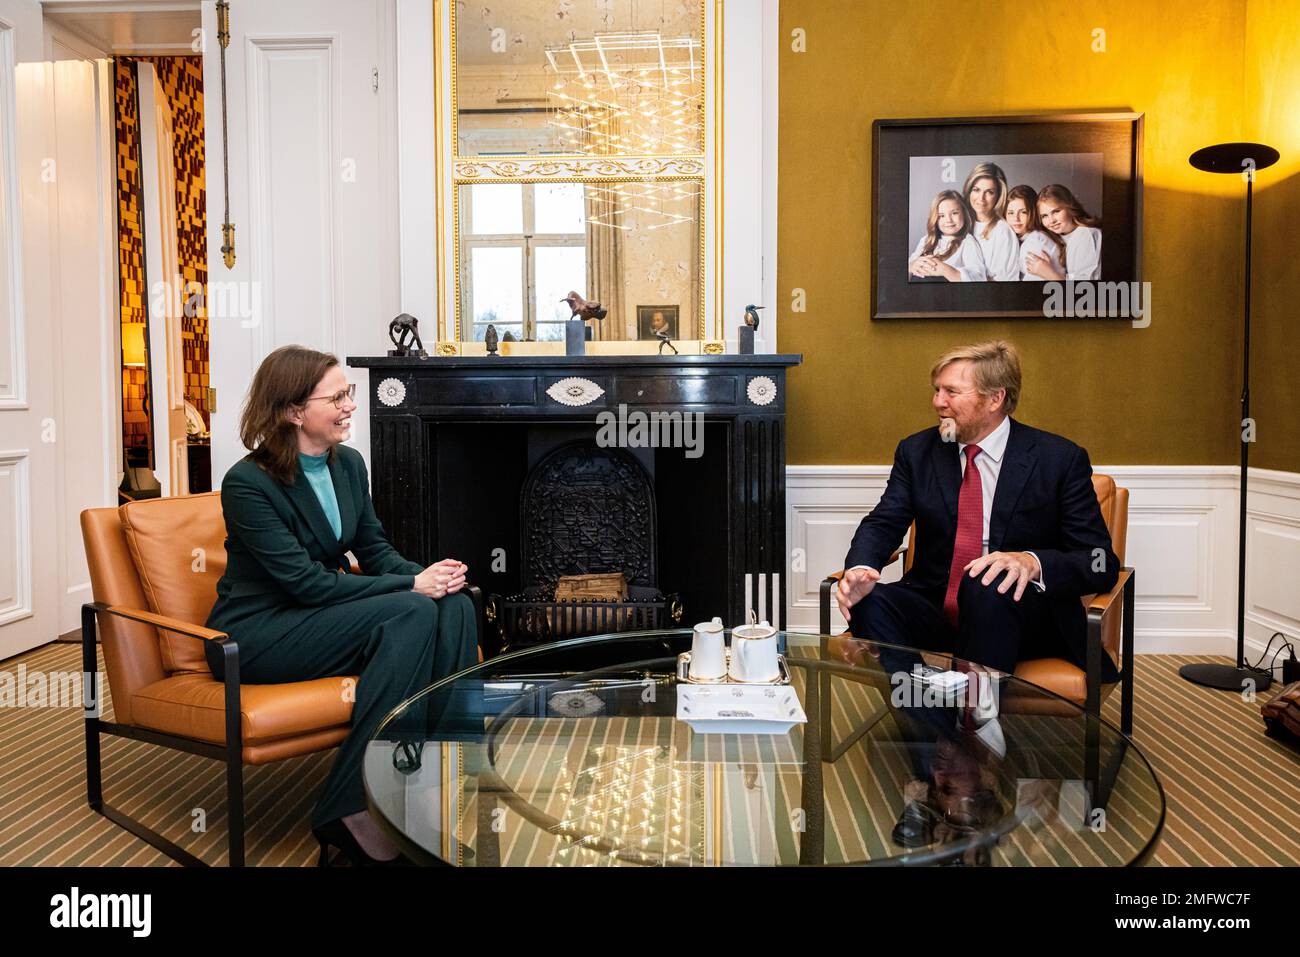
[1179,141,1279,693]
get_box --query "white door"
[203,0,398,483]
[137,62,187,497]
[0,0,58,659]
[45,31,118,635]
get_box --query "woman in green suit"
[206,345,476,866]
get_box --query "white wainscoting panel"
[1246,469,1300,661]
[0,449,31,627]
[786,463,1297,661]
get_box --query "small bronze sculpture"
[561,291,607,322]
[484,323,499,355]
[502,330,517,343]
[744,304,763,331]
[387,313,426,357]
[651,309,678,355]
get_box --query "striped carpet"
[1,640,1297,866]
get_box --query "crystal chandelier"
[544,31,703,156]
[583,181,701,231]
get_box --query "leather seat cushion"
[1007,658,1091,705]
[824,635,1116,710]
[132,673,357,746]
[119,492,228,675]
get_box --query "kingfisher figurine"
[738,304,763,354]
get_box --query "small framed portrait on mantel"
[872,111,1144,320]
[637,305,680,340]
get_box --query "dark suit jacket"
[206,444,423,651]
[844,417,1119,677]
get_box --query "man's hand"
[835,566,881,622]
[963,551,1041,601]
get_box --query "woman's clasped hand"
[413,558,468,599]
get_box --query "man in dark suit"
[837,340,1119,683]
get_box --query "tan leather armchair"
[816,475,1135,783]
[80,492,483,866]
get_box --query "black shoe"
[891,800,939,849]
[312,819,411,868]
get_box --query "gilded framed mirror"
[432,0,723,355]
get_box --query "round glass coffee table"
[363,630,1164,866]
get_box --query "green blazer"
[205,443,423,651]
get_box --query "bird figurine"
[484,323,499,355]
[744,304,764,332]
[502,330,517,343]
[561,291,608,322]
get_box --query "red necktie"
[943,444,984,627]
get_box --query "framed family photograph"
[637,305,680,340]
[871,112,1144,320]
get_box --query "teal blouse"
[298,451,342,541]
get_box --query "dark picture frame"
[636,304,680,340]
[872,112,1144,320]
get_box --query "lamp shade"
[1188,141,1279,174]
[122,322,147,367]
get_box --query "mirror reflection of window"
[534,183,585,233]
[470,183,523,234]
[459,178,701,342]
[469,246,524,341]
[534,246,587,340]
[463,182,586,341]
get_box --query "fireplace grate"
[489,585,682,649]
[490,440,680,652]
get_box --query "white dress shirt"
[853,415,1045,589]
[958,414,1010,555]
[956,416,1045,590]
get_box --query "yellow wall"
[777,0,1297,468]
[1245,0,1300,472]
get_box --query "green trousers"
[234,590,477,829]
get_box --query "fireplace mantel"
[348,354,802,648]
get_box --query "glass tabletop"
[363,630,1164,866]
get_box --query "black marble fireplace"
[348,354,801,654]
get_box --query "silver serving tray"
[676,650,792,685]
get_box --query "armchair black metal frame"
[81,586,485,867]
[816,565,1136,810]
